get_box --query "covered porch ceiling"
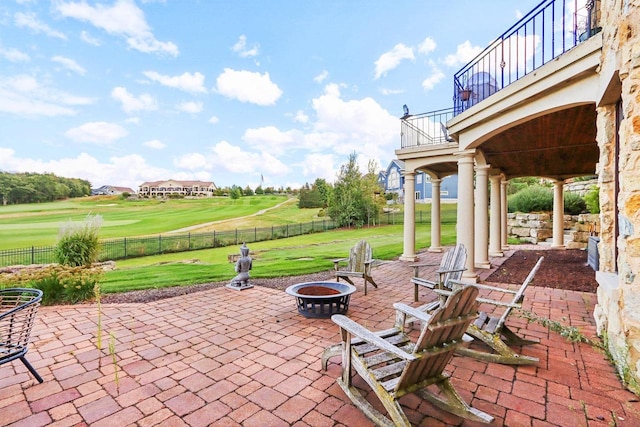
[478,104,598,179]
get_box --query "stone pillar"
[552,180,565,249]
[489,174,504,257]
[428,178,442,253]
[456,151,476,280]
[474,165,491,268]
[400,170,417,261]
[501,178,509,251]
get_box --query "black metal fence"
[0,211,436,267]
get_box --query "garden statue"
[226,243,253,290]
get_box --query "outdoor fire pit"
[285,281,356,318]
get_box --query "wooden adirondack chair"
[324,285,493,426]
[429,256,544,365]
[333,240,378,295]
[411,243,466,303]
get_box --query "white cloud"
[418,37,437,55]
[422,64,446,91]
[374,43,414,79]
[143,71,207,93]
[444,41,483,67]
[293,110,309,123]
[232,35,259,58]
[243,126,298,155]
[0,74,93,116]
[299,153,336,182]
[173,153,208,170]
[111,86,157,113]
[215,68,282,106]
[176,101,203,113]
[314,70,329,83]
[15,12,67,39]
[80,30,101,46]
[380,88,405,96]
[52,55,86,75]
[208,115,219,124]
[0,148,165,189]
[209,141,289,176]
[65,121,128,144]
[55,0,179,56]
[310,83,397,159]
[143,139,165,149]
[0,45,30,62]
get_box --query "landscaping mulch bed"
[485,249,598,293]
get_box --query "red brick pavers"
[2,247,639,426]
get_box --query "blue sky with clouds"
[0,0,542,191]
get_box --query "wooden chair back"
[395,285,479,392]
[495,256,544,332]
[347,239,372,273]
[439,243,467,290]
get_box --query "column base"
[550,245,566,249]
[501,245,510,251]
[461,271,479,283]
[399,254,418,262]
[428,247,443,253]
[489,251,504,257]
[474,262,492,269]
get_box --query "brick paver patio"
[2,247,639,426]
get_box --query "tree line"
[0,171,91,205]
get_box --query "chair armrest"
[436,267,467,275]
[410,262,439,276]
[331,314,416,361]
[437,287,520,308]
[393,302,434,323]
[411,277,438,289]
[449,279,518,295]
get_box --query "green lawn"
[1,196,459,294]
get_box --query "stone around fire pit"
[285,281,356,318]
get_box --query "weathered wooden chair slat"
[411,243,466,302]
[427,256,545,365]
[333,239,378,295]
[323,286,494,426]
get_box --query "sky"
[0,0,543,191]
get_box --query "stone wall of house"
[507,213,598,248]
[592,0,640,393]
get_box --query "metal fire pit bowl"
[285,281,357,318]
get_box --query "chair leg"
[457,327,539,365]
[417,375,493,423]
[336,377,406,427]
[321,343,341,371]
[20,356,43,383]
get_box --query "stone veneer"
[593,0,640,393]
[507,213,598,248]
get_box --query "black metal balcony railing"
[400,108,455,149]
[453,0,601,116]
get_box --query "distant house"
[378,160,457,203]
[92,185,135,196]
[138,179,217,198]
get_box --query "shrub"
[564,192,586,215]
[55,214,103,267]
[584,185,600,214]
[0,265,102,305]
[508,185,553,213]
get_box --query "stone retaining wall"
[507,213,599,248]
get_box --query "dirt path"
[167,197,297,233]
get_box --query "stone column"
[428,178,442,253]
[474,165,491,268]
[489,174,504,257]
[501,178,509,251]
[456,151,476,280]
[552,180,565,249]
[400,170,417,261]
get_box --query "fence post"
[159,235,162,254]
[272,225,274,239]
[213,231,216,248]
[188,232,191,249]
[286,224,289,238]
[124,237,127,258]
[31,246,35,264]
[235,229,238,245]
[254,227,257,242]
